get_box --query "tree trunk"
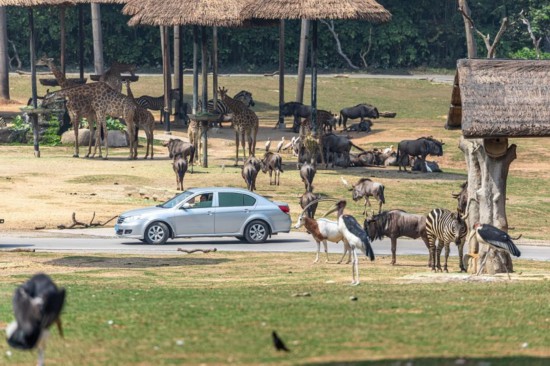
[278,20,285,127]
[0,7,10,100]
[458,0,477,58]
[296,19,309,104]
[91,4,104,75]
[459,138,517,274]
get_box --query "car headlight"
[122,215,145,223]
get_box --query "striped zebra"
[135,89,181,124]
[197,90,255,127]
[426,208,468,273]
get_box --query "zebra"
[135,89,183,124]
[426,208,468,273]
[197,90,255,127]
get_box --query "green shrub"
[509,47,550,60]
[41,115,61,146]
[11,115,30,131]
[80,117,126,131]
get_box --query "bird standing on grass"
[324,200,375,285]
[272,330,290,352]
[468,223,521,279]
[6,273,66,366]
[276,136,285,153]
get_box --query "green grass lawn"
[0,252,548,365]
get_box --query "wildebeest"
[299,110,338,135]
[342,119,373,133]
[452,181,468,215]
[412,159,442,173]
[350,150,383,167]
[338,103,379,131]
[321,133,365,168]
[163,138,196,173]
[300,162,316,192]
[300,191,320,219]
[342,177,385,214]
[396,137,443,172]
[280,102,312,132]
[364,210,430,265]
[260,152,284,185]
[172,154,188,191]
[241,156,261,191]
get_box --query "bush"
[509,47,550,60]
[80,117,126,131]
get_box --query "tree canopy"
[4,0,550,72]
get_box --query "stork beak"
[55,318,64,338]
[322,203,338,218]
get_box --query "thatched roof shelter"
[0,0,74,5]
[449,59,550,138]
[123,0,245,27]
[241,0,392,22]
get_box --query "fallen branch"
[57,212,118,230]
[379,111,397,118]
[177,248,217,254]
[1,248,35,252]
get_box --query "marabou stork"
[6,273,66,366]
[276,136,285,153]
[324,200,375,285]
[265,137,271,152]
[468,223,521,279]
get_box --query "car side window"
[189,193,213,208]
[219,192,256,207]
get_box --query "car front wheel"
[144,222,170,244]
[244,220,269,243]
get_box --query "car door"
[172,192,215,236]
[215,192,256,234]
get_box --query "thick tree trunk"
[458,0,477,58]
[459,137,517,274]
[296,19,309,104]
[0,7,10,100]
[91,4,104,75]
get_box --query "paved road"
[1,229,548,261]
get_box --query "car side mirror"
[181,203,191,209]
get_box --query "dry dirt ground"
[0,102,548,239]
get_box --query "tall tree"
[296,19,309,103]
[0,6,9,100]
[91,4,104,75]
[458,2,516,275]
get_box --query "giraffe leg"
[241,130,247,163]
[234,131,240,166]
[86,114,95,158]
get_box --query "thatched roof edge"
[457,58,550,138]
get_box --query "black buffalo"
[338,104,379,131]
[280,102,312,132]
[396,137,443,172]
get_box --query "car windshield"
[159,190,195,208]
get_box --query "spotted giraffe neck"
[46,60,70,88]
[221,94,246,114]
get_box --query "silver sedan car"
[115,187,291,244]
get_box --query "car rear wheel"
[244,220,269,243]
[144,222,170,244]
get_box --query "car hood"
[120,206,168,218]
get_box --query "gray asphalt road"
[1,229,548,261]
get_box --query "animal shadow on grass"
[324,167,466,181]
[45,256,231,269]
[303,356,550,366]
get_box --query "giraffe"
[125,80,155,159]
[37,55,98,158]
[100,61,136,93]
[187,118,210,167]
[43,82,137,160]
[218,86,258,166]
[36,55,76,88]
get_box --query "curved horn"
[510,233,522,241]
[299,198,339,217]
